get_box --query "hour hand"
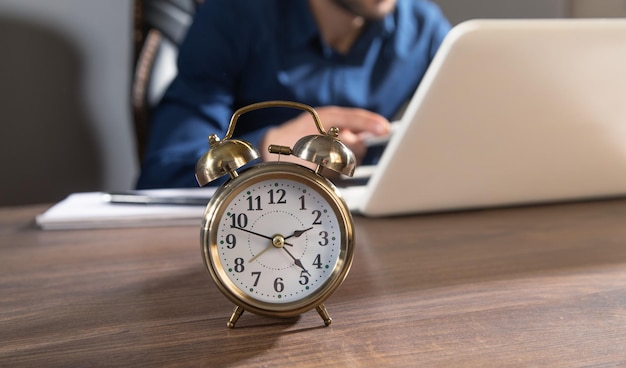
[284,226,313,240]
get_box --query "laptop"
[340,18,626,217]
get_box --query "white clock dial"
[214,178,342,304]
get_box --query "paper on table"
[36,188,216,230]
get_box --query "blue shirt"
[136,0,451,189]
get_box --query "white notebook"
[36,188,215,230]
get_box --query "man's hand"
[260,106,390,164]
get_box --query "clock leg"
[227,305,245,328]
[316,304,332,326]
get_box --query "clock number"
[225,234,237,249]
[312,210,322,225]
[318,231,329,246]
[274,277,284,293]
[299,270,309,285]
[299,195,306,210]
[247,195,262,211]
[251,271,261,287]
[313,254,323,269]
[234,257,245,273]
[268,189,287,204]
[230,213,248,228]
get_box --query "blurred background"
[0,0,625,206]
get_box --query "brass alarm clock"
[195,101,356,328]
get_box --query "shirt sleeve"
[420,1,452,61]
[136,0,269,189]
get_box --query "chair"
[132,0,203,161]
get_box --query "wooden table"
[2,199,626,367]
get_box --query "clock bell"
[195,100,356,186]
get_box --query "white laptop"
[340,18,626,217]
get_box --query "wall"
[571,0,626,17]
[432,0,568,25]
[0,0,623,205]
[0,0,135,206]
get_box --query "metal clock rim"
[200,162,355,319]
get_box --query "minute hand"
[231,226,273,240]
[232,226,294,246]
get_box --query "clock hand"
[282,247,310,275]
[231,226,273,241]
[249,243,273,263]
[248,233,297,263]
[231,226,294,247]
[284,226,314,240]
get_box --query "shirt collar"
[390,0,416,59]
[376,8,397,39]
[285,0,399,50]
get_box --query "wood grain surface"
[1,200,626,367]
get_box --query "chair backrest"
[132,0,202,161]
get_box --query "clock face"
[203,164,353,314]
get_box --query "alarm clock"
[195,101,356,328]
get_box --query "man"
[137,0,451,188]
